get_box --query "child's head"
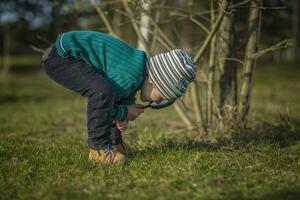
[140,49,196,103]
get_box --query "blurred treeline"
[0,0,298,63]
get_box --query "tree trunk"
[207,1,217,127]
[138,0,150,51]
[238,0,262,123]
[191,80,205,132]
[217,1,237,117]
[149,0,166,52]
[121,0,150,55]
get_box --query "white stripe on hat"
[164,54,182,80]
[146,63,168,100]
[170,50,189,78]
[147,59,177,100]
[151,57,178,100]
[156,54,178,85]
[154,54,183,99]
[146,49,196,101]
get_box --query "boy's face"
[140,76,164,102]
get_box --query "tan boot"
[89,147,126,165]
[112,142,131,156]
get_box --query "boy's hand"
[127,104,144,121]
[114,120,128,132]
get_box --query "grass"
[0,61,300,199]
[0,55,41,67]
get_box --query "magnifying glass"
[142,99,175,109]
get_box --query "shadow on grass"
[245,188,300,200]
[231,117,300,148]
[133,117,300,156]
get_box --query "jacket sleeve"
[112,105,128,121]
[111,94,137,121]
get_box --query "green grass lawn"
[0,55,41,67]
[0,61,300,199]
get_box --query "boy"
[41,30,196,165]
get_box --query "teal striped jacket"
[55,30,147,120]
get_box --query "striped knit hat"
[146,49,196,101]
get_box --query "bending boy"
[41,30,196,165]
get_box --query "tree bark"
[121,0,150,55]
[238,0,261,123]
[207,1,217,127]
[191,80,205,132]
[138,0,150,51]
[149,0,166,52]
[217,0,237,115]
[194,0,229,63]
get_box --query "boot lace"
[103,144,113,165]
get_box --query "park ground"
[0,57,300,199]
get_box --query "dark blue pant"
[41,45,122,149]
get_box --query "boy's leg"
[111,126,123,146]
[111,126,131,156]
[42,45,114,149]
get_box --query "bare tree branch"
[121,0,150,55]
[173,103,196,131]
[90,0,116,36]
[222,57,244,65]
[29,45,44,53]
[189,16,210,34]
[146,14,176,49]
[150,0,167,52]
[194,0,230,63]
[251,39,294,59]
[230,0,251,9]
[115,9,172,50]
